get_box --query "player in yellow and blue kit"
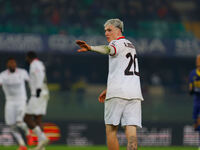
[189,54,200,131]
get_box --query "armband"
[90,45,114,55]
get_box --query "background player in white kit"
[76,19,143,150]
[0,58,29,150]
[24,51,49,150]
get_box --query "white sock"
[11,125,25,146]
[17,122,30,136]
[33,126,47,142]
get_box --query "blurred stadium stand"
[0,0,199,38]
[0,0,200,146]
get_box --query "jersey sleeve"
[109,40,117,56]
[109,40,125,56]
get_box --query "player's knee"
[26,123,35,129]
[35,119,42,126]
[16,122,26,129]
[35,115,43,123]
[106,125,118,137]
[23,117,35,129]
[16,122,23,127]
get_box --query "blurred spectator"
[157,4,169,19]
[1,0,199,36]
[51,8,60,25]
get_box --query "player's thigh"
[104,98,126,126]
[16,101,26,122]
[121,100,142,128]
[5,102,16,125]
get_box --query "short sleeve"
[109,40,117,56]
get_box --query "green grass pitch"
[0,145,197,150]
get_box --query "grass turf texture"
[0,145,197,150]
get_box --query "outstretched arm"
[76,40,115,55]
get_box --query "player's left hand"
[76,40,91,52]
[36,88,41,97]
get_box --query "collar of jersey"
[7,68,18,74]
[32,58,39,63]
[117,36,125,40]
[196,69,200,76]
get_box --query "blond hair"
[104,18,124,32]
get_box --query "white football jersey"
[106,36,144,100]
[0,68,29,101]
[29,59,49,97]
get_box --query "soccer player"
[0,58,29,150]
[76,18,143,150]
[24,51,49,150]
[189,54,200,131]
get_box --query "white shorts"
[5,100,26,125]
[26,96,48,115]
[104,98,142,128]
